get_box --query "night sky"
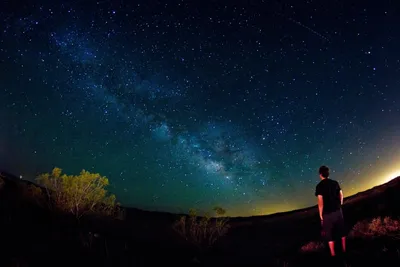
[1,0,400,216]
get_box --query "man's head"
[319,165,330,180]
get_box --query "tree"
[36,167,119,218]
[173,206,230,249]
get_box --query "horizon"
[1,167,399,217]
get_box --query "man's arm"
[317,195,324,221]
[339,190,344,205]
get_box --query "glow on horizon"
[380,169,400,184]
[236,203,299,217]
[256,206,297,216]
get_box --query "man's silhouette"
[315,165,346,257]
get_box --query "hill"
[0,171,399,266]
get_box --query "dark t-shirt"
[315,178,342,214]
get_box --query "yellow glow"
[253,204,299,216]
[360,156,400,191]
[381,169,400,184]
[226,202,299,217]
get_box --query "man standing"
[315,165,346,257]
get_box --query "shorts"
[321,209,346,242]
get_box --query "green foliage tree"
[36,167,119,218]
[173,206,230,249]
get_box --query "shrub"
[173,206,230,248]
[114,205,126,221]
[350,217,400,239]
[36,167,119,218]
[300,241,325,253]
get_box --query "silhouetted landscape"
[0,170,399,267]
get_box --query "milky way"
[1,0,400,216]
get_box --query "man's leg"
[337,210,346,253]
[328,241,336,256]
[323,213,336,257]
[341,236,346,253]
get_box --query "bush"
[350,217,400,239]
[173,206,230,248]
[115,205,126,220]
[36,167,119,218]
[300,241,325,253]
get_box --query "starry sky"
[1,0,400,216]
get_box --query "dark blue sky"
[1,0,399,216]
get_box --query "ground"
[0,172,399,266]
